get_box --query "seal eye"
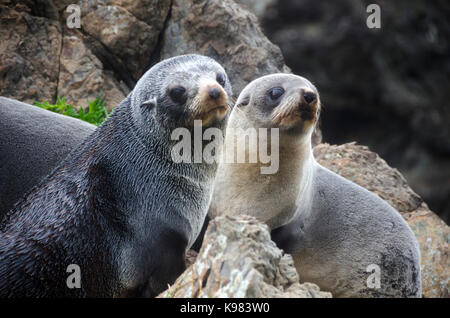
[216,73,226,87]
[268,87,285,101]
[169,86,187,104]
[237,96,249,107]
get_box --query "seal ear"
[141,97,157,109]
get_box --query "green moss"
[34,95,110,126]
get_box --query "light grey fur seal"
[0,54,232,297]
[0,97,96,217]
[208,73,422,297]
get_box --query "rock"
[57,30,127,111]
[314,142,450,298]
[17,0,59,20]
[0,4,61,104]
[54,0,76,13]
[185,249,198,269]
[407,207,450,298]
[78,0,170,82]
[234,0,276,20]
[160,0,290,97]
[261,0,450,224]
[115,0,171,26]
[159,215,331,298]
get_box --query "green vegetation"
[34,95,109,126]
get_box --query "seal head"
[234,73,320,135]
[131,54,233,137]
[208,74,320,230]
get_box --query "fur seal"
[0,54,233,297]
[207,73,421,297]
[0,97,96,217]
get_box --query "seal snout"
[209,87,221,100]
[202,82,228,111]
[271,86,318,128]
[193,79,230,125]
[298,88,317,109]
[302,91,316,105]
[297,88,318,120]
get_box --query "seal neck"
[214,125,316,229]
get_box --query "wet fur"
[0,55,232,297]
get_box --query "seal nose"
[303,91,316,104]
[209,87,221,100]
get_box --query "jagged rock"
[54,0,76,13]
[0,4,61,104]
[161,0,290,97]
[234,0,276,20]
[78,0,169,81]
[57,31,127,111]
[407,208,450,298]
[314,142,450,298]
[159,215,331,298]
[114,0,171,26]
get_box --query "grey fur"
[272,162,422,297]
[0,54,232,297]
[210,74,422,297]
[0,97,95,217]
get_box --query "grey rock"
[0,4,61,104]
[57,31,127,111]
[159,215,331,298]
[234,0,276,20]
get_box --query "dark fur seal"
[0,54,232,297]
[206,73,421,297]
[0,97,96,217]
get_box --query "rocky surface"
[79,0,170,82]
[234,0,276,20]
[159,215,331,298]
[57,31,127,111]
[314,142,449,298]
[258,0,450,224]
[0,4,61,104]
